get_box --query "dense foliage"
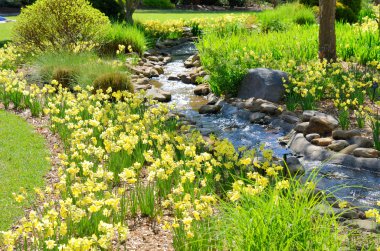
[93,72,134,94]
[13,0,110,51]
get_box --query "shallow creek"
[153,43,380,209]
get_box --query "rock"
[349,136,374,148]
[146,88,171,103]
[282,156,305,176]
[305,114,339,136]
[168,75,180,81]
[305,133,320,142]
[311,137,333,147]
[134,84,152,91]
[260,102,279,115]
[302,110,321,122]
[332,129,361,140]
[184,54,201,68]
[199,105,222,114]
[353,148,380,158]
[206,93,219,105]
[249,112,267,124]
[153,65,164,75]
[147,56,159,62]
[194,84,210,96]
[344,219,380,233]
[294,122,309,134]
[280,114,300,124]
[135,78,150,86]
[237,68,288,103]
[327,140,350,152]
[180,74,192,84]
[316,204,360,219]
[244,98,266,112]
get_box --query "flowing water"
[153,43,380,209]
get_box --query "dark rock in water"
[199,105,222,114]
[281,156,305,176]
[168,75,180,81]
[249,112,266,124]
[237,68,288,103]
[260,102,280,115]
[206,93,219,105]
[270,118,294,133]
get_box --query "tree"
[117,0,141,24]
[319,0,337,62]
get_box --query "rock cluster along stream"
[127,40,380,213]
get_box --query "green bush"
[299,0,318,6]
[336,1,359,23]
[51,67,78,90]
[34,51,125,87]
[93,73,134,94]
[294,9,316,25]
[142,0,175,8]
[13,0,110,51]
[99,24,147,55]
[261,18,288,33]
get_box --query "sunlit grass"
[0,110,50,231]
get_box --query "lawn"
[0,10,258,41]
[134,9,260,22]
[0,110,50,231]
[0,16,18,42]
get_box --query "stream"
[153,43,380,209]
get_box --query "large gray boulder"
[237,68,288,103]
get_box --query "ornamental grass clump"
[93,72,134,94]
[13,0,110,51]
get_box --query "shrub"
[294,9,316,25]
[299,0,318,6]
[89,0,122,20]
[261,18,288,33]
[51,67,78,89]
[93,73,134,94]
[99,24,147,55]
[13,0,111,51]
[336,1,359,23]
[142,0,175,8]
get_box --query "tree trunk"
[125,8,134,24]
[319,0,337,62]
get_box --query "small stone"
[281,156,305,176]
[206,93,218,105]
[260,102,279,115]
[153,65,164,75]
[147,56,159,62]
[332,129,361,140]
[305,133,320,142]
[327,140,350,152]
[199,105,222,114]
[349,136,374,148]
[194,84,210,96]
[168,75,180,81]
[311,137,333,147]
[344,219,380,233]
[249,112,266,123]
[353,148,380,158]
[306,115,339,136]
[302,110,320,122]
[146,88,171,103]
[180,74,192,84]
[294,122,309,134]
[280,114,300,124]
[135,78,150,86]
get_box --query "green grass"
[32,51,127,88]
[133,9,260,22]
[0,110,50,231]
[0,16,18,42]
